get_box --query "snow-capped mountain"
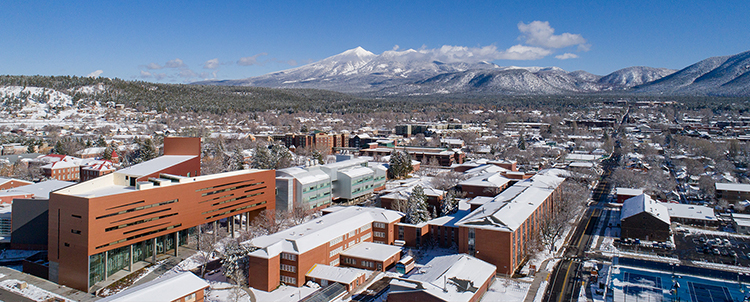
[633,50,750,96]
[598,67,676,88]
[197,47,536,93]
[195,47,750,96]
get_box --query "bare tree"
[430,171,467,191]
[538,180,588,253]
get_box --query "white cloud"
[146,63,163,70]
[555,53,579,60]
[237,53,268,66]
[178,69,198,79]
[380,44,551,63]
[203,58,220,69]
[164,58,186,68]
[518,21,586,49]
[140,70,152,78]
[87,70,103,78]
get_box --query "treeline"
[1,75,748,115]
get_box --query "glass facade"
[88,226,197,289]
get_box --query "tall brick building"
[48,137,276,292]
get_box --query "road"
[543,105,629,302]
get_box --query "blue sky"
[1,0,749,83]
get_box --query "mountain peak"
[336,46,376,59]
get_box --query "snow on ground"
[159,251,217,280]
[0,279,74,302]
[481,277,531,302]
[690,260,750,274]
[677,225,750,239]
[601,250,680,264]
[0,86,73,107]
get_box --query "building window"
[361,233,372,241]
[281,264,296,273]
[329,259,340,266]
[281,275,296,285]
[360,224,371,232]
[329,235,343,246]
[374,231,386,238]
[71,229,81,235]
[329,246,343,257]
[374,222,385,229]
[468,228,476,256]
[185,292,197,302]
[343,257,357,265]
[398,226,404,240]
[281,253,297,261]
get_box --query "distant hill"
[196,47,750,97]
[633,50,750,96]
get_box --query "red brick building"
[388,254,496,302]
[454,172,565,275]
[244,206,404,291]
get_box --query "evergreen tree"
[406,185,430,224]
[388,150,413,179]
[517,135,526,150]
[440,190,459,216]
[251,143,293,170]
[95,136,107,147]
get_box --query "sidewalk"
[523,258,552,302]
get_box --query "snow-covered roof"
[455,173,565,232]
[565,154,599,161]
[389,254,496,302]
[0,178,32,187]
[621,194,670,225]
[98,272,208,302]
[340,242,402,262]
[616,188,644,196]
[0,180,74,199]
[380,186,445,201]
[306,264,366,285]
[276,166,330,185]
[458,172,511,188]
[663,203,716,221]
[245,207,404,257]
[715,182,750,193]
[117,155,197,177]
[731,213,750,227]
[339,166,374,179]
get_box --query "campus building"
[620,194,671,242]
[388,254,496,302]
[275,158,387,210]
[359,145,465,167]
[48,137,276,292]
[244,206,404,291]
[454,171,565,275]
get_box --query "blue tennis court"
[610,265,748,302]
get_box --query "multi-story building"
[48,137,276,292]
[454,172,565,275]
[275,158,387,209]
[359,145,465,167]
[275,166,332,212]
[715,183,750,202]
[244,206,404,291]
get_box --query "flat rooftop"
[340,242,402,262]
[116,155,197,177]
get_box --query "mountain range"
[195,47,750,97]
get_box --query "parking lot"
[673,231,750,266]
